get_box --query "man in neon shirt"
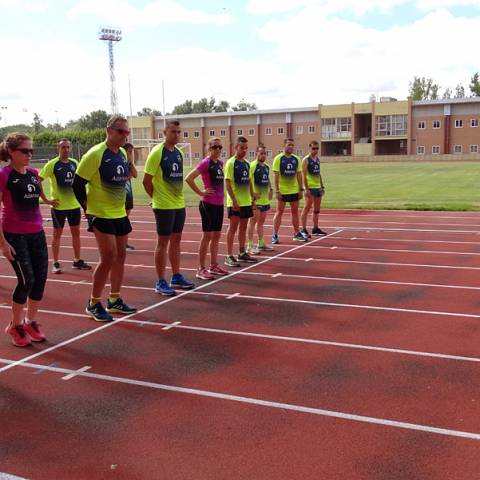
[73,114,137,321]
[271,138,306,244]
[40,139,91,274]
[224,136,258,266]
[143,120,194,296]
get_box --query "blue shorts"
[309,188,324,198]
[255,204,271,213]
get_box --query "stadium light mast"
[98,26,122,114]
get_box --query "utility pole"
[98,26,122,114]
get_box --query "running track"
[1,207,480,479]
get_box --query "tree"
[232,98,257,111]
[137,107,162,116]
[171,100,194,115]
[408,76,441,101]
[454,84,465,99]
[469,72,480,97]
[442,88,452,99]
[192,97,217,113]
[32,113,44,134]
[78,110,109,130]
[214,100,230,112]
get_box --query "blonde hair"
[0,132,32,162]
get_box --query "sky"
[1,0,480,125]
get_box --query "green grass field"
[129,161,480,211]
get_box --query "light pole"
[98,26,122,114]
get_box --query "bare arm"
[302,158,311,198]
[143,173,154,198]
[225,179,239,210]
[0,192,15,261]
[185,168,214,197]
[274,171,281,201]
[296,170,304,200]
[39,181,59,208]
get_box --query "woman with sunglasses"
[0,133,59,347]
[300,140,327,237]
[185,137,229,279]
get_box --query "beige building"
[129,97,480,162]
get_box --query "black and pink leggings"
[4,231,48,304]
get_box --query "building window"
[220,129,226,137]
[308,125,315,133]
[471,119,479,127]
[432,120,441,129]
[417,146,425,155]
[265,127,272,135]
[432,145,440,154]
[184,153,190,160]
[194,152,200,159]
[183,131,189,138]
[296,126,304,135]
[277,149,283,154]
[267,150,272,158]
[194,131,200,138]
[237,128,243,136]
[248,128,255,136]
[470,145,478,153]
[321,117,352,138]
[455,119,463,128]
[375,115,407,137]
[221,150,227,158]
[454,145,462,154]
[209,130,215,137]
[158,132,164,139]
[417,121,426,129]
[249,151,255,159]
[277,127,284,135]
[296,149,303,156]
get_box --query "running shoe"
[272,233,279,244]
[73,259,92,270]
[208,264,229,276]
[293,232,308,242]
[300,228,311,239]
[312,227,328,236]
[86,302,113,322]
[126,244,135,250]
[247,245,261,255]
[170,274,195,290]
[5,323,31,347]
[196,268,215,280]
[155,279,176,296]
[225,255,241,267]
[258,244,274,252]
[237,252,258,263]
[23,321,47,342]
[52,261,62,274]
[107,298,137,314]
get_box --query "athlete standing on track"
[40,138,91,274]
[271,138,306,244]
[0,133,58,347]
[143,120,194,296]
[224,136,258,267]
[247,144,274,254]
[73,114,137,322]
[301,140,327,238]
[185,137,229,280]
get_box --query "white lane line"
[305,258,313,262]
[0,357,478,441]
[62,365,91,381]
[192,291,480,319]
[0,229,342,374]
[336,235,480,246]
[162,321,181,331]
[33,362,59,375]
[272,273,282,278]
[226,292,240,300]
[119,319,480,364]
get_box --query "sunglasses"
[210,145,223,150]
[16,148,34,155]
[311,147,319,150]
[112,128,131,135]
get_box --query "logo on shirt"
[172,163,179,172]
[66,171,73,179]
[287,163,293,170]
[23,183,39,199]
[116,165,125,175]
[27,184,35,193]
[243,170,248,177]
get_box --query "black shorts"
[51,208,81,229]
[309,188,325,198]
[255,204,271,213]
[280,193,299,203]
[154,208,186,236]
[228,206,253,219]
[87,216,132,236]
[199,202,224,232]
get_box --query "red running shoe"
[5,323,31,347]
[23,321,47,342]
[208,263,229,276]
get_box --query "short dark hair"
[256,143,266,151]
[284,137,294,145]
[309,140,319,147]
[165,120,180,129]
[236,136,248,144]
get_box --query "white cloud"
[0,0,48,11]
[68,0,233,28]
[417,0,480,10]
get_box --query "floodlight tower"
[98,26,122,114]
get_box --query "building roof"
[413,97,480,106]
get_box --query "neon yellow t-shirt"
[224,156,251,207]
[144,143,185,209]
[304,156,321,189]
[76,142,129,219]
[272,153,301,195]
[40,157,80,210]
[249,159,270,206]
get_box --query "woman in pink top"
[0,133,58,347]
[185,137,229,279]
